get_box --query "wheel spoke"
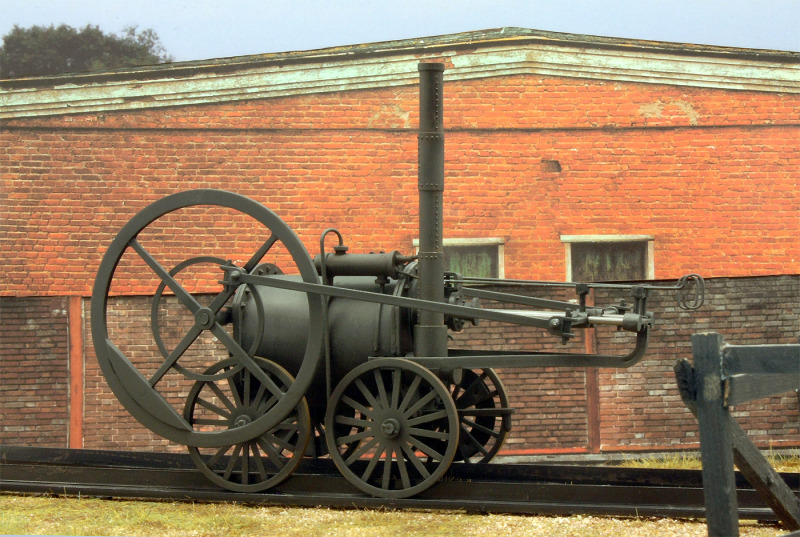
[226,375,244,409]
[251,443,270,480]
[451,381,463,401]
[469,388,498,407]
[208,383,238,414]
[335,415,372,428]
[407,427,450,440]
[462,418,501,438]
[242,369,251,405]
[207,445,229,468]
[261,429,296,453]
[406,409,449,427]
[459,424,491,456]
[403,389,438,419]
[355,378,380,409]
[223,444,243,480]
[243,234,278,273]
[361,446,385,482]
[375,369,390,409]
[398,375,422,414]
[344,437,379,466]
[410,437,445,461]
[464,373,485,398]
[130,239,201,315]
[256,437,286,468]
[396,450,411,489]
[337,429,375,444]
[196,395,233,418]
[340,394,373,418]
[241,444,250,485]
[400,441,430,479]
[252,382,269,410]
[192,417,230,427]
[256,393,279,414]
[148,324,203,387]
[390,367,401,409]
[381,450,393,490]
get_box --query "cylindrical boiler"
[232,274,416,406]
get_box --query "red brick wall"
[2,75,799,299]
[2,70,798,454]
[1,276,797,453]
[0,296,70,446]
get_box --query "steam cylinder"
[232,276,415,406]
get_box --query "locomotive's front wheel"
[324,358,459,498]
[184,357,311,492]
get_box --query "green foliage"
[0,24,172,78]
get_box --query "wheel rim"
[325,358,459,498]
[185,358,310,492]
[91,189,323,447]
[447,368,510,463]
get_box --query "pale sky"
[1,0,798,63]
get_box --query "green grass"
[0,494,784,537]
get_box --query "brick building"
[1,28,798,455]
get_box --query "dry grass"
[619,451,800,473]
[0,494,786,537]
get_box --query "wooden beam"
[68,296,84,449]
[725,373,800,407]
[692,332,740,537]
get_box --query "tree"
[0,24,172,78]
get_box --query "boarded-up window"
[444,244,499,278]
[413,238,504,279]
[565,238,652,282]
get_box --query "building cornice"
[2,28,798,119]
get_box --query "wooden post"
[584,289,601,453]
[68,296,84,449]
[692,332,739,537]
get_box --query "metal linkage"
[454,273,705,311]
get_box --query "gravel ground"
[0,494,790,537]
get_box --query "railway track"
[2,446,798,520]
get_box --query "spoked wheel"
[91,189,324,448]
[325,358,459,498]
[184,358,311,492]
[447,368,511,463]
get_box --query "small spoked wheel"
[324,358,459,498]
[447,368,511,463]
[184,358,311,492]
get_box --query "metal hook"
[675,273,705,310]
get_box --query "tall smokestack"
[415,62,448,357]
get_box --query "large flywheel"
[91,189,324,448]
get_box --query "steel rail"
[2,446,797,520]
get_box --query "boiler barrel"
[232,276,414,392]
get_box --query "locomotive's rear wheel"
[324,358,459,498]
[91,189,324,448]
[184,358,310,492]
[446,368,510,463]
